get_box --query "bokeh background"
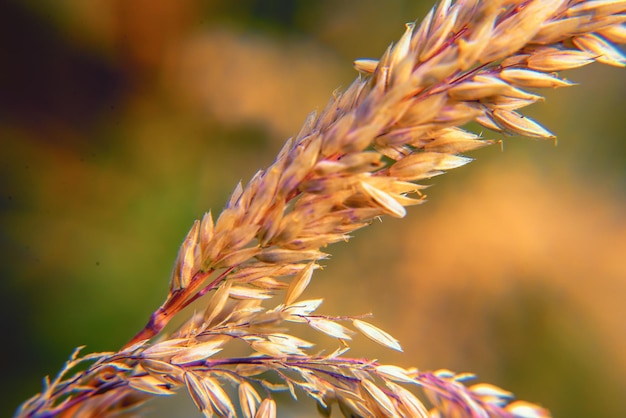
[1,1,625,417]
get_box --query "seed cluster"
[17,1,625,417]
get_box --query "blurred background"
[1,0,625,417]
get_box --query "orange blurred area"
[1,1,625,417]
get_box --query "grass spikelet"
[15,1,625,417]
[353,319,404,352]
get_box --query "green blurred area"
[1,1,625,417]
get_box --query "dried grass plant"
[16,0,626,417]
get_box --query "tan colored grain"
[16,1,625,417]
